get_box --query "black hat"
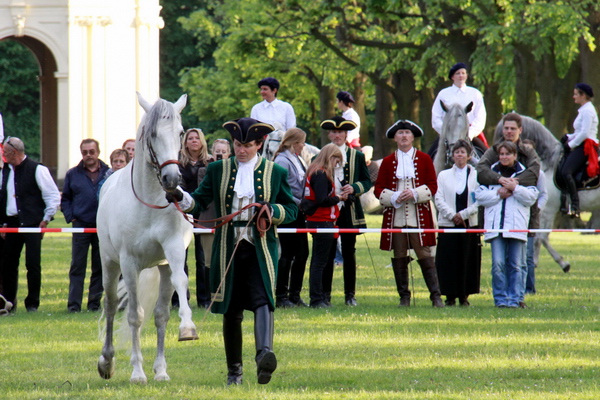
[386,119,423,138]
[320,116,357,131]
[448,62,468,80]
[575,83,594,98]
[258,77,280,91]
[223,118,274,144]
[336,91,355,104]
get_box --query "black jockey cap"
[320,116,357,131]
[386,119,424,138]
[575,83,594,98]
[223,118,274,144]
[336,91,355,104]
[448,62,468,80]
[258,77,280,91]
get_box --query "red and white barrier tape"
[1,227,600,234]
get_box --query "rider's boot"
[559,192,569,215]
[565,175,580,218]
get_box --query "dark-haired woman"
[434,140,481,306]
[559,83,599,218]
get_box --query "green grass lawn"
[0,213,599,399]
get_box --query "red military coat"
[374,149,438,251]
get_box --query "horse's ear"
[440,100,448,112]
[465,101,474,113]
[173,94,187,114]
[137,92,153,113]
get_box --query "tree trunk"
[353,72,369,145]
[580,9,600,117]
[483,82,503,141]
[319,86,336,146]
[374,76,395,159]
[513,46,538,117]
[535,53,581,137]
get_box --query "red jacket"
[374,149,437,251]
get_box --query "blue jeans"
[524,236,536,295]
[490,237,525,307]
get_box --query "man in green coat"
[170,118,297,385]
[321,116,372,306]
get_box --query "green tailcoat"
[190,156,298,314]
[343,147,372,228]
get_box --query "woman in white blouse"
[434,139,481,306]
[559,83,599,217]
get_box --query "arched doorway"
[1,36,58,178]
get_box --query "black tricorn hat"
[386,119,424,138]
[223,118,274,143]
[320,116,357,131]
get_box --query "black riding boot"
[560,192,569,214]
[223,311,244,385]
[565,175,580,218]
[254,304,277,384]
[418,257,445,308]
[391,257,411,306]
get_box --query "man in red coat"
[374,120,444,307]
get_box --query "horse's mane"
[493,116,562,168]
[138,99,176,147]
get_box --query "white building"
[0,0,164,180]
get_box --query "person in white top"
[336,91,361,148]
[250,77,296,131]
[559,83,599,217]
[431,63,488,153]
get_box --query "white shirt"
[251,98,296,131]
[2,156,60,221]
[567,101,599,148]
[0,113,4,143]
[342,108,361,144]
[432,84,486,140]
[454,164,468,194]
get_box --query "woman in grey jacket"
[273,128,310,307]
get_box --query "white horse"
[492,115,597,272]
[97,93,196,383]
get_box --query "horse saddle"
[555,153,600,191]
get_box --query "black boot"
[418,257,445,308]
[223,311,244,385]
[565,175,580,218]
[560,192,569,214]
[254,305,277,384]
[391,257,411,307]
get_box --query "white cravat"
[234,154,258,199]
[395,148,416,179]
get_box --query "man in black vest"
[0,137,60,312]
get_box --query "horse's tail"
[98,267,162,351]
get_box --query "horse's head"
[137,92,187,192]
[440,101,471,145]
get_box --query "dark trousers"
[1,218,43,309]
[68,221,103,311]
[307,221,336,306]
[324,206,358,299]
[561,145,586,177]
[276,213,308,302]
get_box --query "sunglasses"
[81,149,97,156]
[4,136,18,152]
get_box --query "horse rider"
[168,117,298,386]
[430,62,488,155]
[251,77,296,132]
[559,83,599,218]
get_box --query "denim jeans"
[524,236,536,295]
[490,237,525,307]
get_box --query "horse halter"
[131,125,182,210]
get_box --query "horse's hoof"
[130,376,148,384]
[154,373,171,381]
[562,263,571,273]
[178,326,199,341]
[97,356,115,380]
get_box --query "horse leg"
[152,264,172,381]
[98,260,120,380]
[164,247,198,341]
[538,232,571,273]
[122,267,147,383]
